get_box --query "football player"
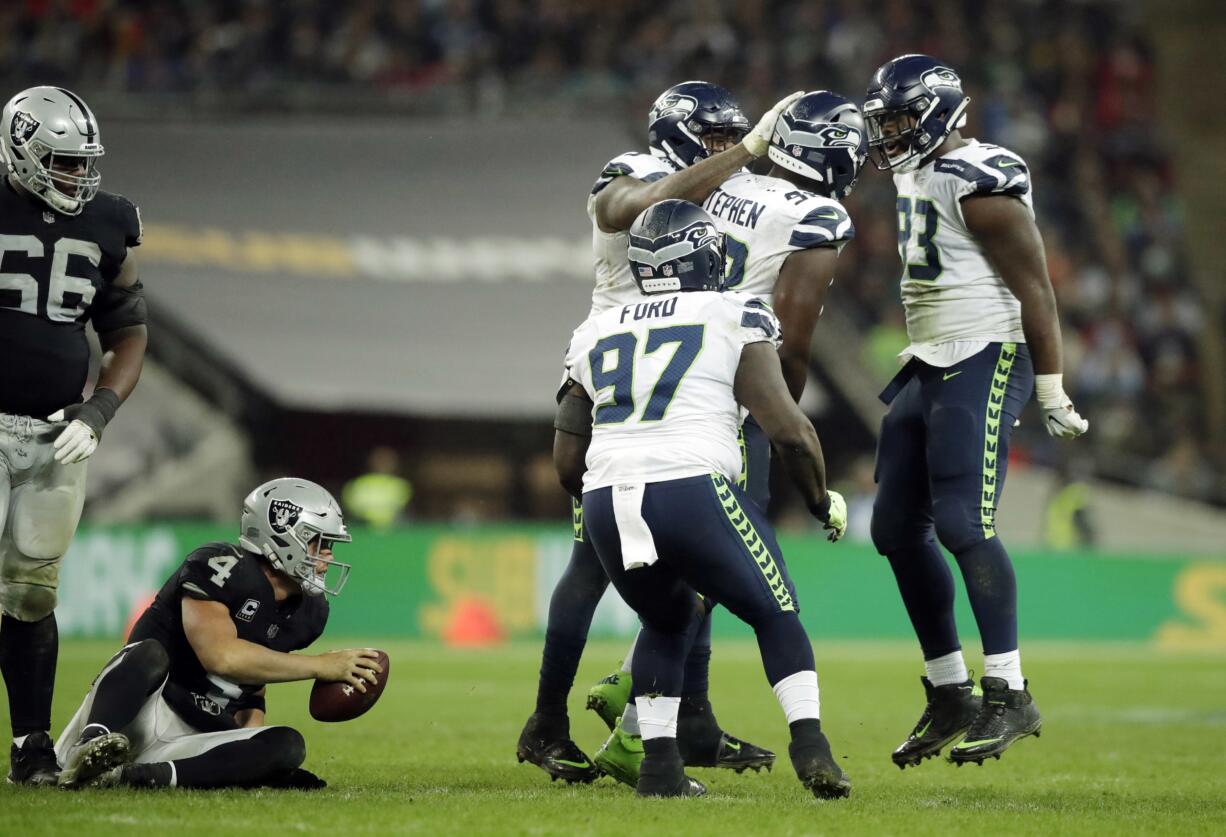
[591,90,866,785]
[519,82,802,784]
[0,87,147,784]
[861,55,1088,768]
[54,478,381,789]
[554,199,849,799]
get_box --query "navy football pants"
[870,342,1034,657]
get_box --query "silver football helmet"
[239,478,353,597]
[1,86,103,215]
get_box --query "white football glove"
[813,489,848,543]
[741,91,805,157]
[1035,374,1089,439]
[49,411,99,464]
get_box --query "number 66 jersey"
[127,543,328,724]
[564,290,782,492]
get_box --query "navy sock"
[885,542,962,659]
[0,614,57,737]
[952,537,1018,654]
[534,538,608,717]
[680,607,712,702]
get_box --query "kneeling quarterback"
[54,478,382,789]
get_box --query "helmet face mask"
[239,478,353,597]
[648,81,749,169]
[864,56,970,173]
[627,199,726,295]
[1,87,104,215]
[767,91,868,199]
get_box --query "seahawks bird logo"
[650,93,697,123]
[921,67,963,91]
[268,499,302,534]
[9,111,39,147]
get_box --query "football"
[309,649,390,722]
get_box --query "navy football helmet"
[647,81,749,169]
[627,200,725,295]
[863,55,970,173]
[767,91,867,199]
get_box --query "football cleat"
[948,677,1041,765]
[586,668,632,731]
[636,751,706,798]
[86,762,171,789]
[58,725,131,789]
[891,676,981,769]
[788,726,851,800]
[593,716,643,787]
[676,699,776,772]
[7,730,60,786]
[516,713,600,784]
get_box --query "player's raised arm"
[734,341,846,540]
[772,248,839,401]
[593,91,804,233]
[961,194,1088,438]
[181,597,381,691]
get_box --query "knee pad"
[0,583,57,621]
[260,726,307,771]
[11,523,76,562]
[931,493,986,554]
[870,498,929,556]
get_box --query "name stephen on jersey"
[705,189,767,229]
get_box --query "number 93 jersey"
[564,290,782,491]
[0,182,142,417]
[892,139,1032,348]
[702,171,854,306]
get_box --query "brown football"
[309,649,390,722]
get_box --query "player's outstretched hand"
[48,411,99,465]
[811,490,848,543]
[741,91,805,157]
[315,648,382,693]
[1035,374,1089,439]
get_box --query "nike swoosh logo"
[812,210,841,221]
[724,739,741,751]
[997,160,1023,168]
[554,758,592,769]
[943,371,963,381]
[956,737,1002,748]
[915,720,932,737]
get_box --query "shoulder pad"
[788,200,854,249]
[92,190,144,247]
[934,147,1029,198]
[591,152,670,195]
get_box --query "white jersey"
[702,171,854,306]
[893,139,1032,364]
[586,151,676,316]
[564,291,782,491]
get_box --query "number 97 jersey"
[892,139,1033,347]
[564,290,782,492]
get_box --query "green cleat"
[586,668,632,732]
[948,677,1041,765]
[594,716,644,787]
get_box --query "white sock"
[983,650,1024,690]
[12,734,28,748]
[168,761,178,788]
[772,670,820,724]
[924,650,969,686]
[635,695,680,741]
[620,703,640,736]
[621,634,638,674]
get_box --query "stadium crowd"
[5,0,1214,503]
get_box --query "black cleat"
[516,713,600,784]
[892,676,981,769]
[8,731,60,786]
[677,700,775,773]
[636,752,706,798]
[789,728,851,800]
[948,677,1041,764]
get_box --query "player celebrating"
[555,199,849,799]
[0,87,147,785]
[518,82,802,784]
[590,90,866,785]
[861,55,1088,768]
[54,478,381,789]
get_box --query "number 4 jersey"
[564,290,782,491]
[128,543,328,725]
[892,139,1032,362]
[0,179,142,417]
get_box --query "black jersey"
[129,542,328,730]
[0,178,142,417]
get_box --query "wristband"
[809,493,832,521]
[1034,374,1066,408]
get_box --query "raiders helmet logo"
[9,111,39,147]
[268,499,302,534]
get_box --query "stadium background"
[4,1,1224,648]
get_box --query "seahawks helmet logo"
[268,499,302,534]
[9,111,39,147]
[816,125,862,148]
[650,93,697,123]
[921,67,963,92]
[684,222,719,250]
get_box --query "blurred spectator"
[343,446,413,529]
[1042,459,1097,551]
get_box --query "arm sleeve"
[934,150,1031,200]
[786,200,855,251]
[590,152,670,196]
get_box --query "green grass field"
[2,640,1224,835]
